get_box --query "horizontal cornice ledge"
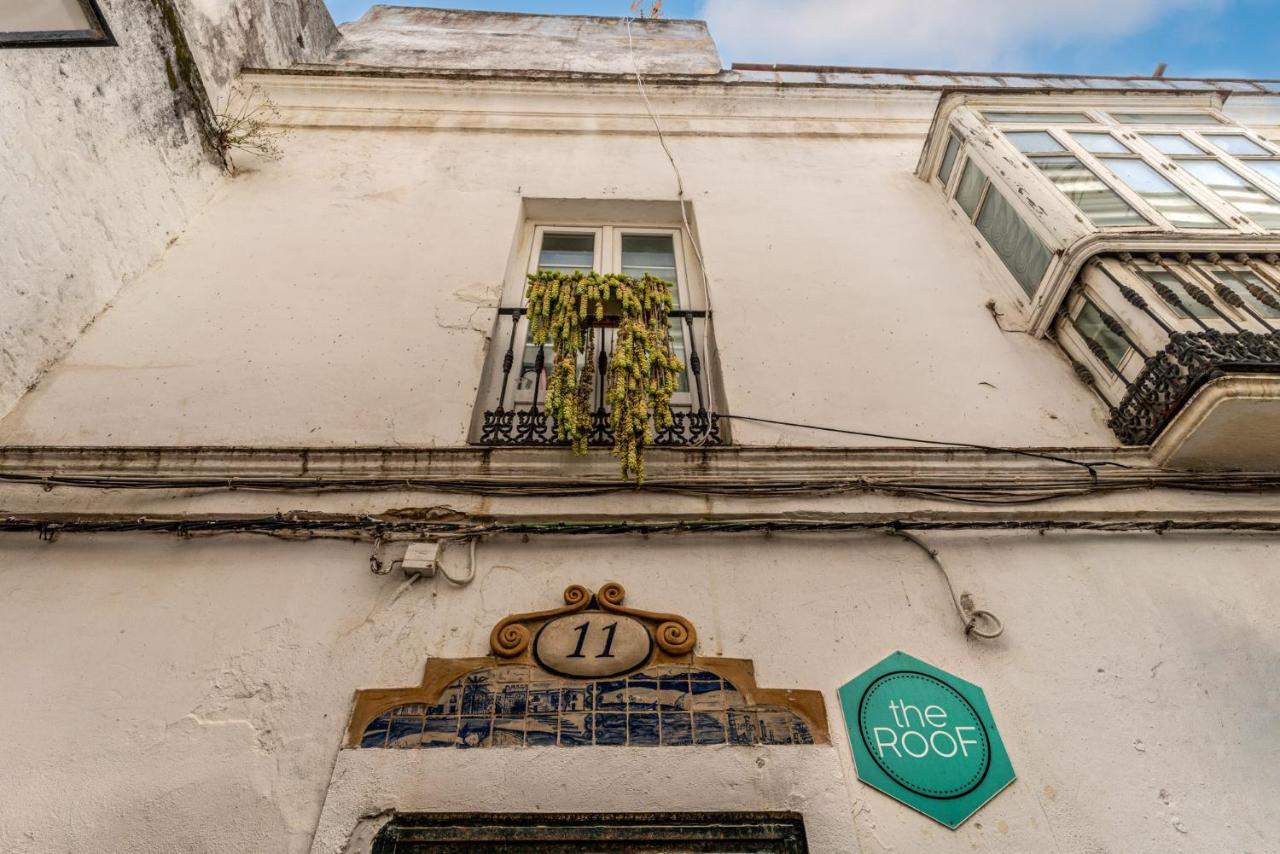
[0,444,1275,493]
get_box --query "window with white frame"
[978,108,1280,232]
[475,216,722,448]
[516,225,693,402]
[929,104,1280,312]
[947,158,1054,297]
[0,0,114,48]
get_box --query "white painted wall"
[0,99,1123,448]
[0,0,335,423]
[0,531,1276,852]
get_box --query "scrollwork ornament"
[489,584,591,658]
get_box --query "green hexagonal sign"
[837,651,1015,829]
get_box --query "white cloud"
[701,0,1227,70]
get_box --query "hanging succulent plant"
[525,270,683,482]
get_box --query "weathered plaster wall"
[0,0,335,424]
[0,115,1121,448]
[0,531,1275,852]
[326,6,721,75]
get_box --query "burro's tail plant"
[525,270,683,482]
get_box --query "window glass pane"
[621,234,678,286]
[938,133,961,185]
[1234,271,1280,317]
[621,234,688,393]
[1142,133,1206,155]
[955,160,987,218]
[1206,134,1271,156]
[1102,158,1226,229]
[1142,270,1216,318]
[1071,132,1131,154]
[974,188,1053,297]
[537,233,595,273]
[984,111,1094,123]
[1180,159,1280,228]
[1030,156,1146,226]
[1246,159,1280,191]
[0,0,92,32]
[1111,112,1222,125]
[1005,131,1065,153]
[1074,301,1131,372]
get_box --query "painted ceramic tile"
[660,712,693,745]
[594,712,627,745]
[791,717,815,745]
[559,713,593,746]
[388,716,425,748]
[628,712,660,746]
[626,676,659,710]
[525,715,558,747]
[461,675,494,716]
[560,685,592,712]
[427,686,462,716]
[693,711,728,745]
[527,683,560,714]
[457,717,492,748]
[727,709,757,745]
[360,726,389,748]
[494,666,529,683]
[756,709,795,745]
[494,684,527,715]
[595,680,626,710]
[422,717,457,748]
[491,717,525,747]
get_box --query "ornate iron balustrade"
[1057,252,1280,444]
[479,307,723,447]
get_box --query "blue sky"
[324,0,1279,78]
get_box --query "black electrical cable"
[721,414,1130,475]
[6,515,1280,541]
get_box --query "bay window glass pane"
[1030,155,1146,226]
[1074,301,1131,372]
[974,188,1053,297]
[1111,112,1222,125]
[1072,132,1131,154]
[1142,134,1205,155]
[538,233,595,273]
[955,160,987,218]
[1103,158,1226,229]
[1207,134,1271,156]
[1247,160,1280,190]
[1005,131,1065,153]
[938,133,961,185]
[1142,270,1216,319]
[985,111,1093,123]
[1223,270,1280,317]
[1180,160,1280,228]
[1233,271,1280,317]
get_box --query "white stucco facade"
[2,6,1279,854]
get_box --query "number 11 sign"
[534,612,654,678]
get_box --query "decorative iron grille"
[478,308,723,447]
[372,812,809,853]
[1058,253,1280,444]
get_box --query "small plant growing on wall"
[525,271,683,482]
[213,84,286,172]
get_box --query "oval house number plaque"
[535,612,652,678]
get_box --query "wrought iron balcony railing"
[478,307,723,447]
[1056,252,1280,445]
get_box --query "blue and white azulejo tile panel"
[359,664,815,750]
